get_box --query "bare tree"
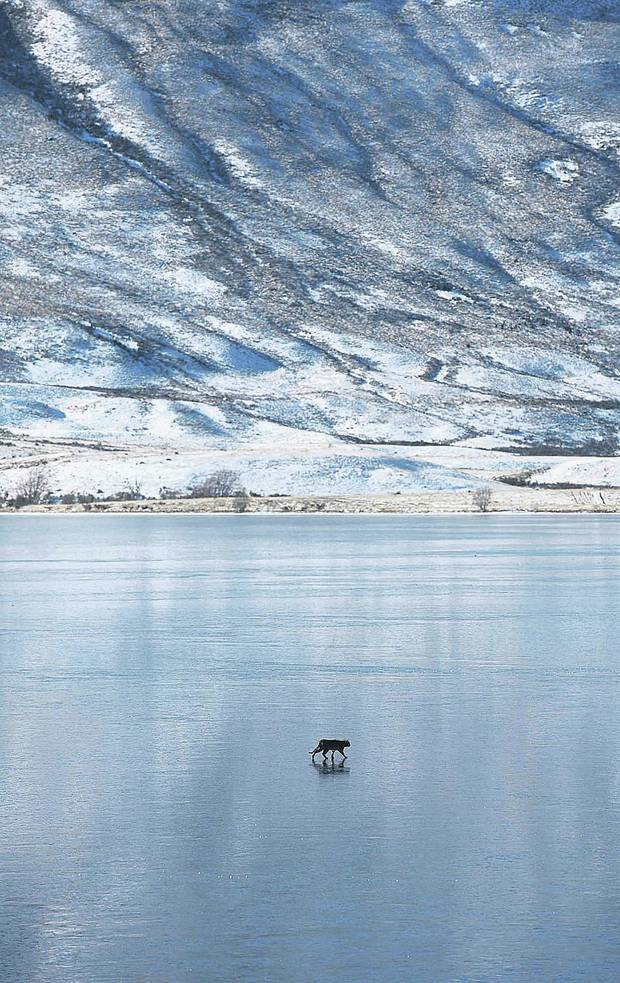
[103,480,144,503]
[124,479,144,500]
[233,489,250,512]
[159,485,180,500]
[60,491,97,506]
[571,489,603,511]
[188,469,244,498]
[472,486,492,512]
[12,467,50,507]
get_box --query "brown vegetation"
[472,487,492,512]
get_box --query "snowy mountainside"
[0,0,619,495]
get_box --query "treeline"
[0,467,253,511]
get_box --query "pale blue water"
[1,515,619,982]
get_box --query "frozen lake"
[1,515,620,982]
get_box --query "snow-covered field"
[0,1,619,493]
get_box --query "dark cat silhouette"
[309,739,350,763]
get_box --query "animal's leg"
[322,751,328,762]
[331,750,335,763]
[340,750,347,760]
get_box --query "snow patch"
[0,184,43,217]
[164,268,227,301]
[579,121,620,155]
[2,445,489,499]
[90,81,157,150]
[536,159,579,184]
[5,257,40,279]
[436,289,473,304]
[602,201,620,229]
[213,140,263,189]
[30,5,97,87]
[483,348,620,402]
[531,459,620,489]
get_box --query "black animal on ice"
[310,739,350,763]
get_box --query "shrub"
[233,489,250,512]
[10,467,50,507]
[124,479,144,500]
[159,486,181,500]
[188,469,244,498]
[104,482,144,502]
[472,487,492,512]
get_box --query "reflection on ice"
[312,761,351,776]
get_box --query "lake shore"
[2,487,620,515]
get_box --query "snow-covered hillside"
[0,0,619,494]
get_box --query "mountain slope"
[1,0,619,494]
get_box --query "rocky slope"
[0,0,619,495]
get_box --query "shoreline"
[3,512,620,519]
[2,488,620,516]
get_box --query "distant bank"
[3,488,620,515]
